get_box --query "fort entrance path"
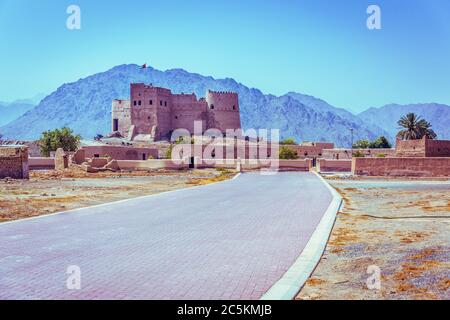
[0,172,332,299]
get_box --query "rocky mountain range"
[0,64,448,146]
[0,100,35,127]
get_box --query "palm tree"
[397,113,437,140]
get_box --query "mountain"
[358,103,450,141]
[0,64,424,146]
[0,100,35,127]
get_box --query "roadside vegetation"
[352,136,392,149]
[38,127,81,157]
[280,138,297,145]
[279,146,299,159]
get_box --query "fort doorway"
[113,119,119,131]
[189,157,195,169]
[312,157,317,167]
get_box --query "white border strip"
[260,172,342,300]
[0,172,242,227]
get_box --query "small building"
[395,136,450,157]
[0,145,29,179]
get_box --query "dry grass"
[297,178,449,300]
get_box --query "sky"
[0,0,449,113]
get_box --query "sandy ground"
[297,177,450,300]
[0,167,235,223]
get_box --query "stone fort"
[112,83,241,141]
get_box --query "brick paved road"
[0,172,332,300]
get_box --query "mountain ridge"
[0,64,448,145]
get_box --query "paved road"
[0,172,332,300]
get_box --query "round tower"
[205,90,241,132]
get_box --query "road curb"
[0,171,242,227]
[260,172,342,300]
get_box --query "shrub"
[352,150,365,158]
[164,145,173,159]
[38,127,81,157]
[370,136,392,149]
[279,146,298,159]
[376,153,386,158]
[280,138,297,145]
[352,139,370,149]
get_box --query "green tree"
[369,136,392,148]
[280,138,297,145]
[352,139,370,149]
[38,127,81,157]
[397,113,437,140]
[279,146,298,159]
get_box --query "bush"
[164,145,173,159]
[376,153,386,158]
[352,139,370,149]
[352,150,365,158]
[370,136,392,149]
[38,127,81,157]
[280,138,297,145]
[353,136,392,149]
[279,146,298,159]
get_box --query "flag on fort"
[141,63,147,69]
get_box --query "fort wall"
[322,148,396,160]
[352,157,450,177]
[318,159,352,172]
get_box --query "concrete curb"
[0,171,242,227]
[260,172,342,300]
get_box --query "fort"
[111,83,241,142]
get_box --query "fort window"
[133,100,137,106]
[210,104,214,110]
[160,100,162,106]
[233,105,236,110]
[94,154,100,158]
[164,101,167,106]
[149,100,153,105]
[147,116,150,120]
[175,116,178,119]
[142,154,147,160]
[113,119,119,131]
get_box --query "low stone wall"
[0,145,29,179]
[29,157,55,170]
[352,157,450,177]
[318,159,352,172]
[114,158,311,172]
[116,160,188,170]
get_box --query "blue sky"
[0,0,449,112]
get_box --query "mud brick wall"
[319,159,352,172]
[352,157,450,177]
[0,146,29,179]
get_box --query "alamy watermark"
[367,5,382,30]
[169,121,280,174]
[366,265,381,290]
[66,265,81,290]
[66,5,81,30]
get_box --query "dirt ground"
[0,167,235,223]
[297,177,450,300]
